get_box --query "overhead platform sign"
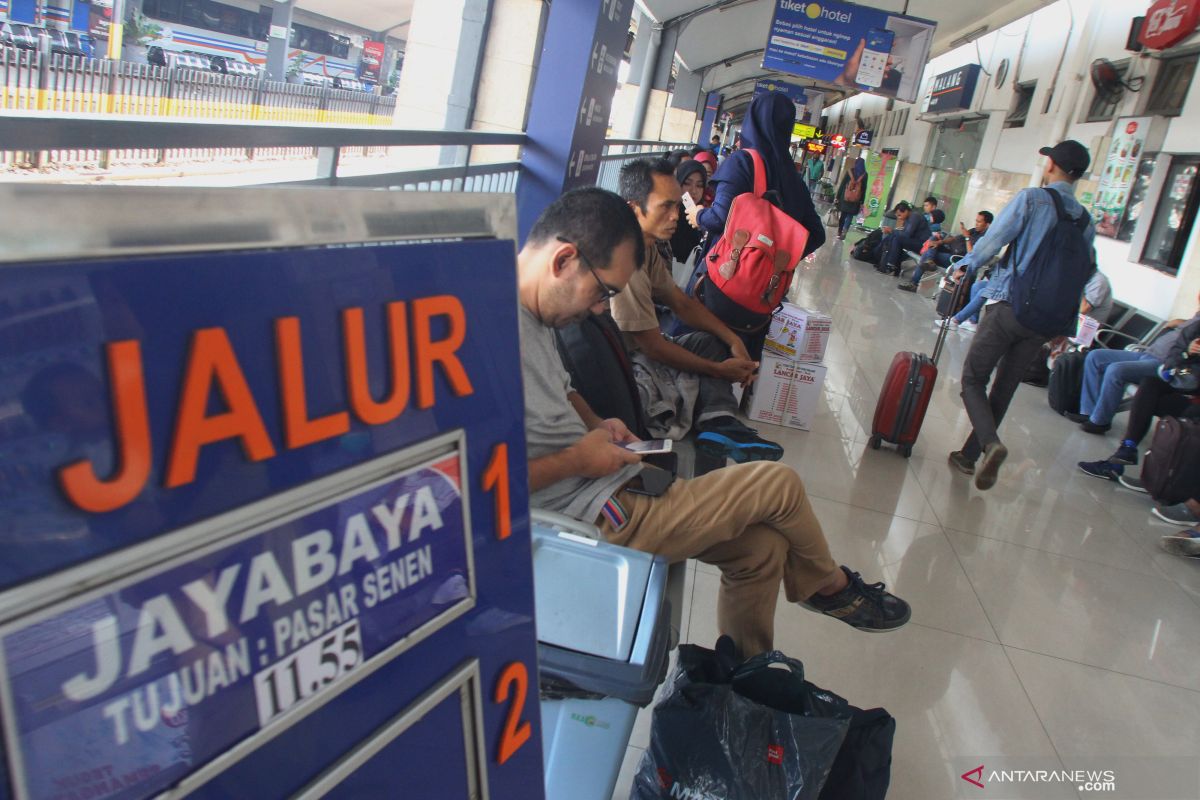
[762,0,936,104]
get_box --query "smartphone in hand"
[621,439,673,455]
[681,192,697,213]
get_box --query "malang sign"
[1140,0,1200,50]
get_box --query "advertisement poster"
[359,40,385,83]
[87,0,114,40]
[862,150,899,229]
[1092,117,1152,238]
[762,0,936,104]
[1,452,473,800]
[755,78,807,105]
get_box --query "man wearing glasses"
[517,188,911,658]
[610,158,783,461]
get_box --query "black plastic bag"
[631,642,852,800]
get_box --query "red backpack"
[705,149,810,316]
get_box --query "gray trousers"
[959,302,1048,461]
[673,331,738,424]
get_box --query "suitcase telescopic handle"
[932,270,970,365]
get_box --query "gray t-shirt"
[1083,271,1114,324]
[519,306,641,523]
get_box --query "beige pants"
[598,461,839,657]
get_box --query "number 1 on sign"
[483,443,511,540]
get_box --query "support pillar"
[515,0,634,241]
[265,0,295,82]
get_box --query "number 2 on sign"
[494,662,531,765]
[483,443,511,540]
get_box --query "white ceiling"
[638,0,1060,110]
[297,0,414,38]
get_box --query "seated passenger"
[1081,269,1114,325]
[1077,364,1200,483]
[516,187,911,656]
[1071,301,1200,433]
[899,211,992,292]
[670,159,707,265]
[614,158,783,461]
[876,201,930,276]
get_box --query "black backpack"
[851,229,883,263]
[554,311,648,439]
[1007,188,1094,336]
[1141,417,1200,505]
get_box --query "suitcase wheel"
[869,435,882,450]
[899,444,913,458]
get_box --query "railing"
[595,138,700,192]
[0,113,695,198]
[1,49,397,169]
[1,50,396,122]
[0,113,525,190]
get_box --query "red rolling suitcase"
[869,279,963,457]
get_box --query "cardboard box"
[747,355,827,431]
[764,302,832,362]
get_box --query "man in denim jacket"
[947,140,1096,490]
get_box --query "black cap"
[1039,140,1091,178]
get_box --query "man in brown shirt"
[613,158,783,462]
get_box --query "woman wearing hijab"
[835,157,868,240]
[671,159,707,263]
[686,92,824,259]
[681,92,825,355]
[692,150,718,205]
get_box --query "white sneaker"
[947,318,960,331]
[959,320,978,333]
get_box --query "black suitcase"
[1048,350,1087,415]
[851,229,882,263]
[1142,417,1200,505]
[934,274,973,319]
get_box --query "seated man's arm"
[958,194,1029,278]
[631,325,755,385]
[528,428,641,492]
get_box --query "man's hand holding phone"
[571,428,641,478]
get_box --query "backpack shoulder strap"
[745,149,768,198]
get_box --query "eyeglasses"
[557,236,621,301]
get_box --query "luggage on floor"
[631,639,852,800]
[934,273,972,319]
[869,279,962,457]
[1022,344,1052,387]
[851,229,882,264]
[817,707,896,800]
[1141,416,1200,506]
[1047,349,1087,415]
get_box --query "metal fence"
[595,138,699,191]
[1,49,397,169]
[0,115,527,192]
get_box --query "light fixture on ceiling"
[949,26,989,49]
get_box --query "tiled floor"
[608,230,1200,800]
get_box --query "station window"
[1086,61,1129,122]
[290,23,351,59]
[1005,81,1036,128]
[1145,53,1198,117]
[144,0,265,40]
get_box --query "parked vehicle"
[1,22,40,51]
